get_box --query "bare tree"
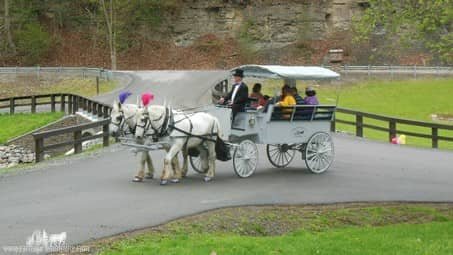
[100,0,117,70]
[4,0,16,54]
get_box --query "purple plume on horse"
[119,92,132,104]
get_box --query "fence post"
[68,95,73,114]
[330,118,336,132]
[103,123,109,147]
[432,127,438,149]
[9,98,14,114]
[356,114,363,137]
[31,96,36,113]
[34,137,44,162]
[74,130,82,154]
[98,104,103,117]
[60,94,66,112]
[103,106,109,118]
[73,95,78,114]
[50,95,56,112]
[96,76,100,95]
[389,120,396,142]
[414,65,417,79]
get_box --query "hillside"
[0,0,450,69]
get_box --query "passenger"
[275,85,296,119]
[250,83,267,108]
[304,86,319,105]
[291,87,305,105]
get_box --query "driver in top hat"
[219,68,249,121]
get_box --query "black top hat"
[232,69,244,78]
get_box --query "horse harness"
[139,107,218,145]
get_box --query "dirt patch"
[431,114,453,122]
[64,202,452,255]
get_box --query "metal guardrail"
[332,107,453,149]
[0,66,113,80]
[324,65,453,78]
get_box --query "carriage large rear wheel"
[266,144,295,168]
[233,140,258,178]
[189,156,207,174]
[304,132,334,174]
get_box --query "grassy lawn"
[0,77,117,99]
[96,203,453,255]
[260,78,453,149]
[0,112,64,144]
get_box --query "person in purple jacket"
[304,86,319,105]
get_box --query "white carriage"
[190,65,339,178]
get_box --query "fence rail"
[332,107,453,149]
[0,93,112,117]
[0,93,114,162]
[33,119,110,162]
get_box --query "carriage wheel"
[233,140,258,178]
[189,156,207,174]
[304,132,334,174]
[266,144,295,168]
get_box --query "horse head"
[135,105,167,140]
[109,100,124,137]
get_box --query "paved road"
[1,71,452,250]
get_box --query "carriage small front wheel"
[304,132,334,174]
[266,144,296,168]
[233,139,258,178]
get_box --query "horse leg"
[170,152,182,182]
[133,151,147,182]
[204,141,216,182]
[160,143,182,185]
[199,145,209,174]
[144,152,154,179]
[181,149,189,177]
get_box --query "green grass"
[260,78,453,149]
[0,112,64,144]
[97,204,453,255]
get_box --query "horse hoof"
[145,174,153,179]
[203,176,213,182]
[132,176,143,182]
[160,180,168,185]
[170,178,180,183]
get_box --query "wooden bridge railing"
[332,107,453,149]
[0,93,112,117]
[32,119,110,162]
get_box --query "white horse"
[110,101,155,182]
[135,105,221,185]
[110,101,184,182]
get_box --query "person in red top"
[249,83,267,108]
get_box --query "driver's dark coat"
[223,82,249,119]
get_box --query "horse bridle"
[137,107,172,139]
[111,109,136,135]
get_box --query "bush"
[15,24,51,65]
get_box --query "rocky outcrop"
[162,0,367,50]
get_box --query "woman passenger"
[250,83,267,108]
[275,85,296,119]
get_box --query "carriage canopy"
[233,65,340,80]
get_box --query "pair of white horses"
[109,100,221,185]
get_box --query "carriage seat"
[271,105,334,121]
